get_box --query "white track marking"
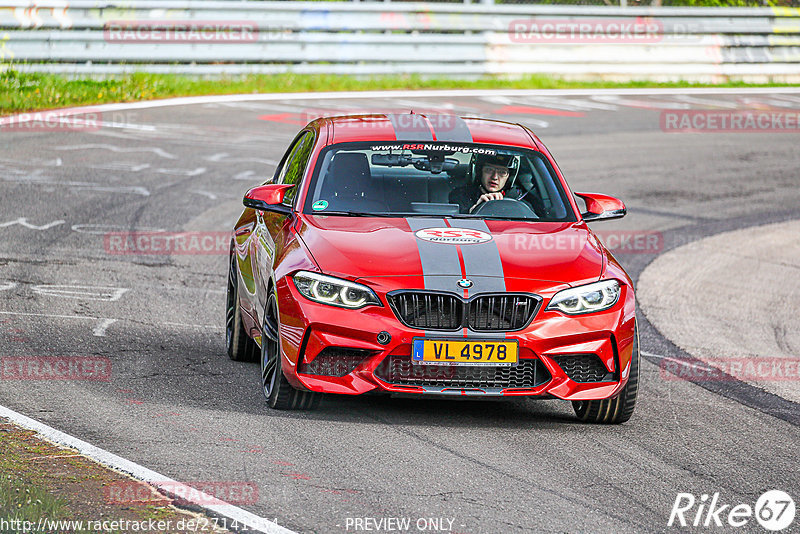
[671,95,740,109]
[0,282,17,291]
[590,95,692,110]
[92,318,116,337]
[517,96,619,111]
[71,224,165,235]
[205,152,278,165]
[233,170,259,181]
[751,98,800,109]
[51,117,157,132]
[54,144,176,160]
[193,190,218,200]
[1,176,149,196]
[3,88,800,129]
[768,94,800,104]
[480,95,513,105]
[0,405,293,534]
[74,185,150,196]
[163,321,223,329]
[90,162,151,172]
[0,310,96,320]
[31,285,129,302]
[155,166,206,176]
[517,118,549,128]
[391,98,456,111]
[0,218,65,230]
[0,311,223,329]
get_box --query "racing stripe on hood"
[406,218,462,292]
[429,115,473,143]
[447,220,507,294]
[386,114,434,141]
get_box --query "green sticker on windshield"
[312,200,329,211]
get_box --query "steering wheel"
[469,198,538,218]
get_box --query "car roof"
[318,113,538,149]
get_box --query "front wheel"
[572,325,640,424]
[261,292,321,410]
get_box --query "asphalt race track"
[1,90,798,533]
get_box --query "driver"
[449,154,516,213]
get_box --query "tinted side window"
[278,132,315,206]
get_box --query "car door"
[252,130,316,325]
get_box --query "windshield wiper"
[444,214,539,221]
[314,211,397,217]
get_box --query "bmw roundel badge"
[457,279,473,289]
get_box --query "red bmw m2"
[226,114,639,423]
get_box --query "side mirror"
[574,192,626,222]
[243,184,294,215]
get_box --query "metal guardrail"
[1,1,799,81]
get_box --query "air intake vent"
[300,347,371,377]
[552,354,613,383]
[375,355,550,389]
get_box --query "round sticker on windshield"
[312,200,328,211]
[415,227,492,245]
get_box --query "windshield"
[302,142,576,221]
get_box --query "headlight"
[547,280,621,315]
[293,271,381,309]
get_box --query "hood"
[297,216,604,289]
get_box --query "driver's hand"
[470,192,504,212]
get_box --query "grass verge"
[0,418,232,534]
[1,69,795,114]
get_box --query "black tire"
[572,325,640,424]
[226,253,258,362]
[261,292,321,410]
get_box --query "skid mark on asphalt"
[2,323,29,343]
[282,473,311,481]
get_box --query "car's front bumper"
[275,276,636,401]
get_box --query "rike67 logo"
[669,490,795,531]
